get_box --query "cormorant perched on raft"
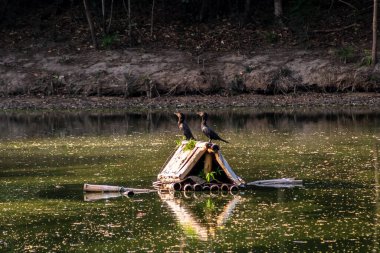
[197,112,229,143]
[174,112,195,140]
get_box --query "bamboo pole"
[202,185,210,191]
[193,184,202,191]
[183,184,193,191]
[84,184,124,192]
[221,184,229,191]
[210,184,220,191]
[83,184,156,193]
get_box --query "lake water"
[0,108,380,252]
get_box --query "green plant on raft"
[175,138,196,150]
[198,171,215,183]
[175,137,184,146]
[205,171,216,182]
[183,139,196,151]
[199,166,223,183]
[205,198,215,211]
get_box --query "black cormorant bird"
[174,112,195,140]
[197,112,229,143]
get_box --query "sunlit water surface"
[0,108,380,252]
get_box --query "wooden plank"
[83,183,123,192]
[159,141,207,176]
[178,147,207,180]
[160,143,187,171]
[215,152,245,186]
[159,142,191,178]
[175,147,199,174]
[159,142,208,182]
[195,141,209,148]
[176,142,208,175]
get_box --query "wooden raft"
[157,141,245,189]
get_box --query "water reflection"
[1,108,380,139]
[84,192,125,201]
[159,191,242,241]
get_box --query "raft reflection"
[159,191,243,241]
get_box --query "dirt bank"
[1,93,380,110]
[1,48,380,100]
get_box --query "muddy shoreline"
[1,49,380,101]
[1,93,380,110]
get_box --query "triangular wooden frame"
[158,141,245,186]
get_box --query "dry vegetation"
[0,0,379,103]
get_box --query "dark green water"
[1,108,380,252]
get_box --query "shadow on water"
[1,108,380,139]
[37,184,84,201]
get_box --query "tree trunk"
[128,0,132,46]
[107,0,114,34]
[101,0,106,34]
[243,0,251,24]
[274,0,283,17]
[372,0,378,66]
[83,0,97,49]
[150,0,155,36]
[0,0,10,22]
[274,0,283,25]
[199,0,209,21]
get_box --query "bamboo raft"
[83,141,302,195]
[153,141,245,192]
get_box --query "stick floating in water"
[246,178,303,188]
[83,183,156,194]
